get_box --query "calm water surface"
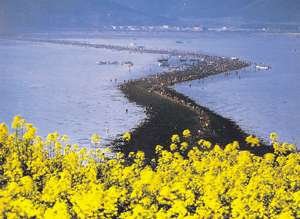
[174,32,300,146]
[0,38,161,146]
[1,32,299,147]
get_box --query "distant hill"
[115,0,300,24]
[237,0,300,23]
[0,0,166,32]
[1,0,300,33]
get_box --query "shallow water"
[0,38,162,146]
[174,32,300,146]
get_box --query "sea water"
[1,31,299,147]
[174,32,300,146]
[0,38,161,146]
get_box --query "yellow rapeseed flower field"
[0,116,299,218]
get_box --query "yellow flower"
[203,140,212,149]
[19,176,33,194]
[170,143,177,151]
[11,115,25,129]
[122,132,131,142]
[47,131,59,142]
[155,145,163,154]
[270,132,278,142]
[182,129,191,138]
[61,135,69,142]
[245,135,260,147]
[180,141,189,151]
[23,125,36,140]
[273,142,296,155]
[171,134,180,143]
[0,123,8,142]
[91,133,101,144]
[44,201,70,219]
[1,117,300,218]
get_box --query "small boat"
[255,65,271,70]
[97,61,107,65]
[158,62,169,67]
[157,57,169,67]
[158,58,169,63]
[110,61,119,65]
[122,61,134,67]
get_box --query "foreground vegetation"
[0,116,299,218]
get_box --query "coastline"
[115,57,273,157]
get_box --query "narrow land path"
[21,38,272,157]
[117,58,271,157]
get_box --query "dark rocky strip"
[20,38,210,58]
[116,58,273,158]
